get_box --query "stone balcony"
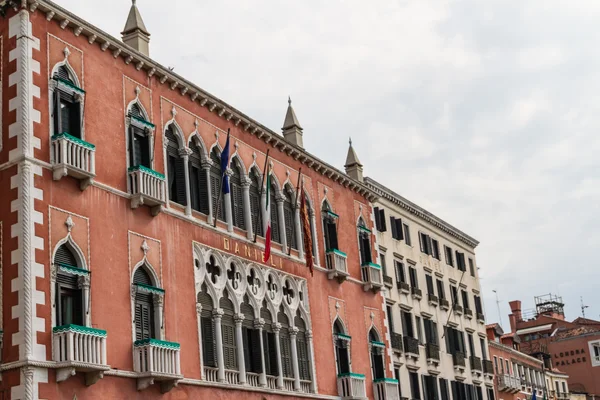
[410,287,422,300]
[403,336,419,359]
[361,262,383,292]
[427,293,438,307]
[51,133,96,190]
[133,338,182,393]
[398,281,410,294]
[373,378,400,400]
[52,324,109,386]
[337,373,367,400]
[464,308,474,319]
[453,303,463,315]
[440,298,450,310]
[452,352,466,373]
[426,343,440,364]
[390,332,403,354]
[326,249,349,281]
[128,165,166,215]
[469,356,482,374]
[477,312,486,324]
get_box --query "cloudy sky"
[56,0,600,324]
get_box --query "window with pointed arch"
[322,201,339,252]
[230,159,246,230]
[358,217,373,266]
[54,243,86,326]
[197,284,216,367]
[270,179,281,243]
[132,266,160,340]
[189,140,210,214]
[128,103,152,169]
[295,310,311,381]
[283,186,297,250]
[333,319,350,375]
[165,124,187,206]
[369,328,385,380]
[249,168,263,236]
[210,148,226,222]
[52,65,83,139]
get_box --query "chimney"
[345,138,363,182]
[509,300,522,332]
[122,0,150,56]
[282,97,304,148]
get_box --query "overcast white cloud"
[55,0,600,324]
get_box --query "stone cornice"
[28,0,378,202]
[364,177,479,248]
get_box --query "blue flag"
[221,130,231,194]
[531,391,537,400]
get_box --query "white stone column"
[203,161,214,225]
[213,309,226,383]
[180,148,192,216]
[255,319,267,387]
[154,294,164,340]
[273,323,284,389]
[242,177,253,240]
[276,195,287,250]
[294,209,304,259]
[309,210,319,266]
[307,329,317,393]
[196,303,205,380]
[290,327,301,391]
[235,314,247,384]
[224,168,234,232]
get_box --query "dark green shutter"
[283,195,296,249]
[270,188,280,243]
[201,317,216,367]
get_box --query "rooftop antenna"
[581,296,589,318]
[493,289,502,327]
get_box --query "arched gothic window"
[358,217,372,266]
[283,187,297,250]
[278,306,293,378]
[52,65,82,139]
[54,243,84,326]
[165,125,187,205]
[198,284,216,367]
[270,180,281,243]
[210,149,226,222]
[261,301,279,377]
[189,141,210,214]
[249,169,262,236]
[230,161,246,230]
[295,311,311,381]
[369,328,385,380]
[133,267,156,340]
[128,103,151,168]
[241,296,261,373]
[333,319,350,374]
[220,292,237,370]
[322,201,339,252]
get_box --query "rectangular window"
[390,216,404,240]
[374,207,386,232]
[444,326,465,355]
[450,286,458,305]
[439,378,449,400]
[499,358,504,374]
[54,88,82,139]
[419,232,433,255]
[474,296,483,314]
[404,224,412,246]
[409,266,419,288]
[562,382,567,394]
[431,239,440,260]
[493,356,498,374]
[422,375,439,400]
[410,372,421,400]
[461,290,470,310]
[426,275,434,295]
[487,388,495,400]
[423,319,438,346]
[395,260,406,284]
[380,252,387,276]
[387,305,394,334]
[455,251,466,271]
[480,337,487,360]
[444,246,454,266]
[436,279,445,300]
[416,316,424,344]
[394,368,402,398]
[467,333,475,357]
[469,258,475,276]
[401,311,414,338]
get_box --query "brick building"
[507,295,599,398]
[0,1,397,399]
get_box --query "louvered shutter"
[53,89,62,135]
[426,275,434,295]
[222,323,237,369]
[396,218,404,240]
[390,216,398,239]
[297,335,310,380]
[419,233,425,253]
[175,156,186,205]
[135,296,153,340]
[267,331,279,376]
[283,198,296,249]
[201,317,216,367]
[250,190,262,236]
[69,100,81,139]
[378,209,386,231]
[250,329,262,373]
[270,189,280,243]
[198,167,209,214]
[326,220,338,250]
[231,168,245,230]
[55,244,78,267]
[279,329,293,378]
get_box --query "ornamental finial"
[288,96,291,105]
[349,137,352,147]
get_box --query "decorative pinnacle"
[132,0,136,4]
[288,96,291,105]
[349,137,352,147]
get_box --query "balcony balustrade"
[338,373,367,400]
[427,294,438,306]
[453,304,463,315]
[383,275,393,288]
[52,324,109,385]
[410,287,422,300]
[426,343,440,363]
[361,262,383,292]
[464,308,474,319]
[452,352,466,372]
[129,165,166,215]
[440,298,450,310]
[403,336,419,358]
[483,359,494,375]
[469,356,482,373]
[374,378,400,400]
[51,133,95,190]
[133,338,182,392]
[398,282,410,294]
[391,333,403,353]
[477,312,486,324]
[326,249,350,281]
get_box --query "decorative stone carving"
[65,215,74,232]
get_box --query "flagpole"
[213,129,230,228]
[253,149,270,243]
[288,168,302,256]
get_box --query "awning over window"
[515,324,553,335]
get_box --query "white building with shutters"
[364,177,496,400]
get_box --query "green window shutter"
[201,316,216,367]
[270,189,280,243]
[283,197,296,249]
